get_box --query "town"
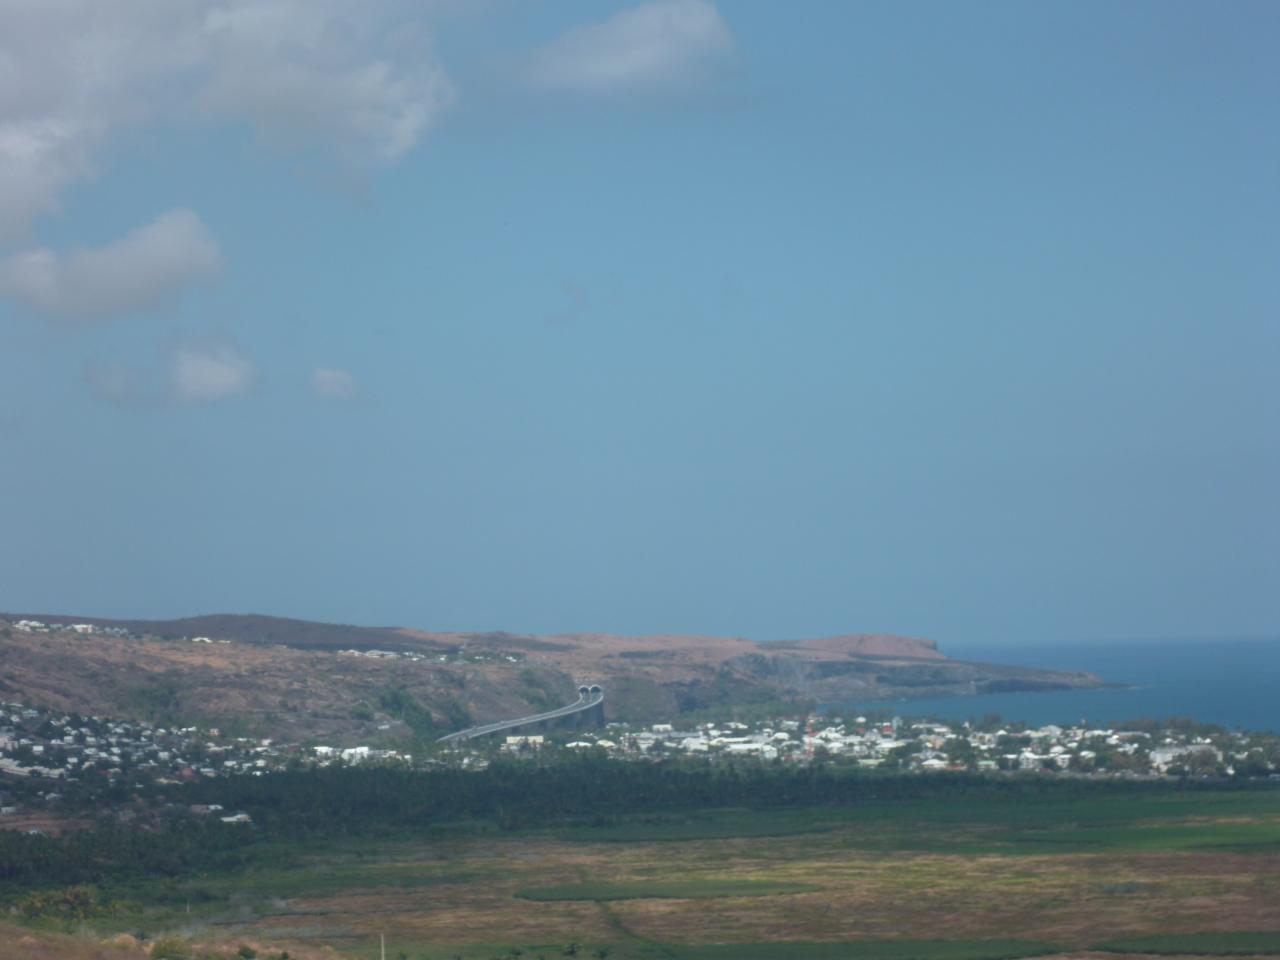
[2,695,1277,805]
[0,701,291,802]
[497,713,1280,778]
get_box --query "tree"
[944,738,976,769]
[1185,750,1221,777]
[1235,750,1271,778]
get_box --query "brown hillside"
[0,612,1102,739]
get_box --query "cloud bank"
[196,2,454,164]
[0,209,221,320]
[0,1,454,245]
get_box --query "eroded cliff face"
[474,631,1102,718]
[719,650,1101,705]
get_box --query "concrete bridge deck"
[437,684,604,744]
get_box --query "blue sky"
[1,1,1277,647]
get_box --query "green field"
[517,879,821,900]
[1094,932,1280,955]
[555,790,1280,854]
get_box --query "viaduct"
[436,683,604,744]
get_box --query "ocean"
[831,637,1280,732]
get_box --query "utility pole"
[380,932,386,960]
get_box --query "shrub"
[18,885,107,920]
[150,936,193,959]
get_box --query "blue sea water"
[834,637,1280,733]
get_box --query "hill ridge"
[0,610,1103,740]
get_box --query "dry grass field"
[232,837,1280,957]
[7,923,1270,960]
[0,923,346,960]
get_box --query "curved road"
[437,684,604,744]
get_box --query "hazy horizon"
[3,603,1278,654]
[3,2,1277,646]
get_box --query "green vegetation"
[518,669,562,712]
[122,671,184,724]
[4,760,1279,894]
[1094,932,1280,954]
[149,936,194,959]
[558,784,1280,852]
[17,885,115,920]
[184,757,1280,840]
[517,880,820,901]
[0,818,256,890]
[555,807,854,842]
[441,694,473,730]
[378,687,440,737]
[1011,818,1280,852]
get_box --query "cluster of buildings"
[501,715,1276,778]
[11,620,132,637]
[0,701,289,786]
[311,744,409,764]
[339,648,445,662]
[10,620,222,646]
[337,648,524,664]
[2,697,1276,820]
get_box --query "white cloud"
[172,341,255,402]
[529,0,732,93]
[0,1,453,244]
[0,1,197,244]
[0,121,94,247]
[196,1,454,164]
[0,209,221,320]
[311,367,360,399]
